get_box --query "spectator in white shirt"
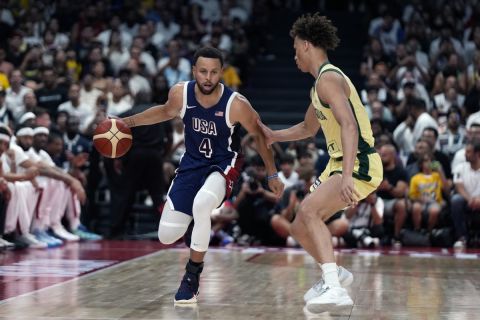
[5,69,33,123]
[151,10,180,51]
[157,40,191,77]
[278,154,299,189]
[451,123,480,171]
[58,83,93,133]
[394,98,437,159]
[450,139,480,249]
[97,15,132,49]
[79,74,103,111]
[107,79,133,116]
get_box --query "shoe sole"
[174,296,197,305]
[306,299,354,314]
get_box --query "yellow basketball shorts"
[310,151,383,200]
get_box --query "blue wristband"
[267,172,278,181]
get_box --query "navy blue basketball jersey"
[178,81,242,172]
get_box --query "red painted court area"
[0,240,170,301]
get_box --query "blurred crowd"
[0,0,480,251]
[225,0,480,250]
[0,0,273,249]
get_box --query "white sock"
[320,262,340,287]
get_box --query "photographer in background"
[233,155,278,245]
[270,167,349,247]
[344,192,384,248]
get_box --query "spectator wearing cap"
[396,75,431,110]
[5,69,33,122]
[0,86,13,128]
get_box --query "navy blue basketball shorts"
[166,164,240,216]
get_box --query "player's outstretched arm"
[122,83,184,128]
[257,104,320,147]
[230,94,284,197]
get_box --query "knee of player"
[157,226,178,244]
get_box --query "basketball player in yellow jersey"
[258,13,383,313]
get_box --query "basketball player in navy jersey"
[122,46,284,304]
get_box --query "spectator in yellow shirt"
[409,153,450,232]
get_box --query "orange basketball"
[93,118,132,158]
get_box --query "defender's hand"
[340,175,360,207]
[256,119,275,148]
[268,178,284,198]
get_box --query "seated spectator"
[278,154,299,189]
[377,144,408,246]
[407,127,452,179]
[270,168,348,247]
[58,83,93,133]
[394,98,437,160]
[0,86,14,128]
[409,153,449,233]
[450,139,480,249]
[34,67,68,118]
[234,156,278,245]
[438,108,466,160]
[159,52,191,88]
[451,123,480,171]
[5,69,33,123]
[106,79,133,116]
[157,40,191,78]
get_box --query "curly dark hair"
[290,13,340,51]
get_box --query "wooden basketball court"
[0,241,479,319]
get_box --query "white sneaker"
[286,236,298,247]
[453,239,466,251]
[18,233,48,249]
[0,237,15,249]
[304,266,354,302]
[306,285,353,314]
[51,226,80,242]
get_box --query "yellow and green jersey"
[310,62,375,159]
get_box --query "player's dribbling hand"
[256,119,275,148]
[340,175,360,207]
[268,178,284,198]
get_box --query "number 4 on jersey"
[199,138,213,158]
